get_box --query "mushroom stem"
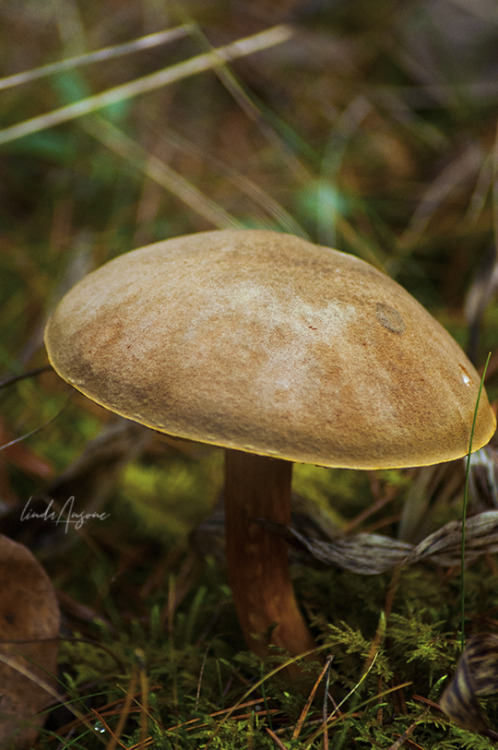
[224,449,316,663]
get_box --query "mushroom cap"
[45,230,495,469]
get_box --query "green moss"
[117,450,222,543]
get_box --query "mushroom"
[44,229,496,665]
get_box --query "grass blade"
[0,26,191,92]
[0,25,293,147]
[460,352,492,651]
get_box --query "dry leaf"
[0,534,60,749]
[196,492,498,574]
[440,633,498,740]
[259,510,498,574]
[259,520,413,574]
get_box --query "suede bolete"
[44,229,496,662]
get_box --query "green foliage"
[59,636,126,688]
[117,450,221,543]
[293,463,375,524]
[322,619,392,687]
[389,608,458,683]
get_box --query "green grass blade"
[460,351,492,651]
[0,25,293,147]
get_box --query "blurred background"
[1,0,498,746]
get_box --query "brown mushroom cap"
[44,229,495,469]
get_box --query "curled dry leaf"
[259,519,413,574]
[196,506,498,574]
[0,534,60,749]
[259,510,498,574]
[440,633,498,740]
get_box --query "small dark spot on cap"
[2,611,16,626]
[376,302,405,334]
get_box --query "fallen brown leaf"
[0,534,60,749]
[440,633,498,740]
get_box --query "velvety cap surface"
[45,230,495,469]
